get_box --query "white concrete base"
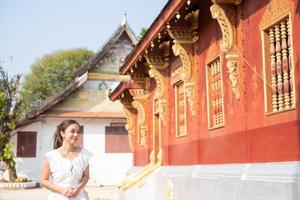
[123,162,300,200]
[0,181,38,190]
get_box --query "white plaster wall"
[124,162,300,200]
[12,118,133,186]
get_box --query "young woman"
[41,120,92,200]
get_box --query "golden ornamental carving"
[226,52,240,99]
[145,41,170,69]
[210,4,234,52]
[139,125,147,147]
[132,100,147,147]
[185,82,196,116]
[122,106,134,150]
[172,43,192,82]
[166,179,174,200]
[149,67,165,99]
[145,55,167,70]
[167,10,199,44]
[158,100,167,125]
[159,41,170,63]
[132,100,145,126]
[129,89,149,100]
[184,10,200,42]
[260,0,292,28]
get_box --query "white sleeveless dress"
[45,148,92,200]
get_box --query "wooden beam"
[88,72,131,81]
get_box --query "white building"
[11,19,138,186]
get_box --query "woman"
[41,120,92,200]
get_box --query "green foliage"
[0,65,20,180]
[0,143,15,168]
[20,48,94,112]
[138,27,148,40]
[98,81,108,90]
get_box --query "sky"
[0,0,168,78]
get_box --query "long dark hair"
[53,119,80,149]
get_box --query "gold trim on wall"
[259,0,293,29]
[185,82,196,116]
[210,4,234,52]
[122,106,134,150]
[132,100,147,147]
[175,81,187,137]
[149,67,165,99]
[172,43,192,82]
[225,52,240,99]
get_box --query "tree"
[0,66,21,181]
[20,48,94,113]
[138,27,148,40]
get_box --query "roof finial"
[121,7,127,26]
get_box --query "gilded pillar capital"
[167,10,199,44]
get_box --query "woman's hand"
[60,187,74,198]
[70,186,81,198]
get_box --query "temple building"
[109,0,300,199]
[11,18,138,186]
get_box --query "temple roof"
[76,22,138,77]
[19,21,137,128]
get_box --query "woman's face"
[61,123,81,145]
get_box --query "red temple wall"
[132,0,300,166]
[165,0,300,165]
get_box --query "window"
[105,124,131,153]
[206,57,225,129]
[175,81,187,137]
[263,16,295,113]
[17,132,37,157]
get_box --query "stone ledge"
[0,181,38,190]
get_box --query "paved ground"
[0,186,123,200]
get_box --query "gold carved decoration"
[226,52,240,99]
[154,99,167,125]
[167,10,199,44]
[132,100,147,147]
[185,82,196,116]
[210,4,234,52]
[149,67,165,99]
[158,100,167,124]
[149,67,167,125]
[172,43,192,82]
[122,106,134,150]
[166,179,174,200]
[260,0,292,28]
[129,88,150,100]
[184,10,200,43]
[159,41,171,64]
[145,41,170,70]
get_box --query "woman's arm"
[40,158,74,198]
[71,165,90,197]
